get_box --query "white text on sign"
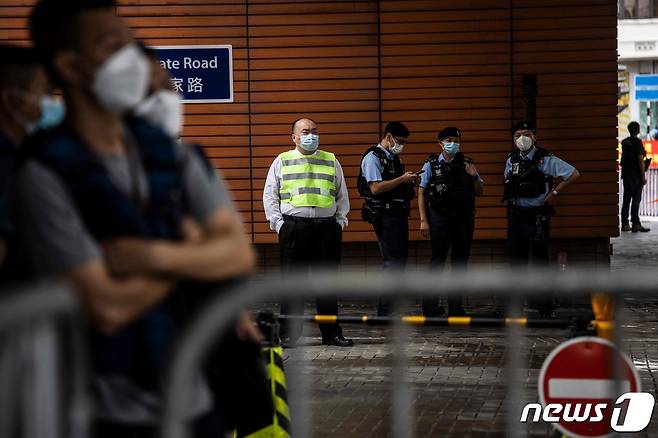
[159,57,219,70]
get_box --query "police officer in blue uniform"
[503,121,580,317]
[418,127,483,316]
[358,122,418,316]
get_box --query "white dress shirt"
[263,149,350,233]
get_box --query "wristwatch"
[551,189,559,196]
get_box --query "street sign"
[635,74,658,101]
[538,337,641,438]
[152,45,233,103]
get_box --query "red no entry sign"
[538,337,641,438]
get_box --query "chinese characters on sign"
[152,45,233,103]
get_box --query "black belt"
[283,215,335,224]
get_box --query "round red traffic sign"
[538,337,640,438]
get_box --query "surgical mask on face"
[299,133,319,152]
[443,141,460,156]
[134,90,183,138]
[391,142,404,155]
[515,135,534,152]
[14,94,66,135]
[92,43,150,114]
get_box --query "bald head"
[291,117,319,152]
[291,117,317,135]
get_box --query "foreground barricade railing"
[0,282,89,438]
[160,268,647,438]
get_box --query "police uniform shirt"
[263,149,350,233]
[419,153,483,189]
[361,143,398,184]
[17,127,231,424]
[504,146,576,207]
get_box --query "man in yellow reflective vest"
[263,118,353,348]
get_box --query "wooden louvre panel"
[0,0,618,244]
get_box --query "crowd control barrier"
[160,268,644,438]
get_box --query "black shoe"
[280,335,298,349]
[448,306,467,317]
[621,223,631,232]
[321,334,354,347]
[632,223,650,232]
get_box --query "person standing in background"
[418,127,483,317]
[621,121,650,232]
[263,117,353,348]
[358,122,418,316]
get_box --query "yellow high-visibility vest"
[278,149,337,208]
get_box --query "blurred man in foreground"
[22,1,259,436]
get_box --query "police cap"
[437,126,461,140]
[511,121,535,135]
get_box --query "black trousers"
[507,206,552,314]
[373,212,409,315]
[621,178,643,225]
[279,215,342,339]
[422,209,474,316]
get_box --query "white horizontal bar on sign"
[548,378,630,399]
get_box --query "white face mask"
[134,90,183,138]
[92,43,150,114]
[391,142,404,155]
[515,135,534,152]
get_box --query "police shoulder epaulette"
[368,145,385,157]
[426,153,440,163]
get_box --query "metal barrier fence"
[160,268,645,438]
[0,282,89,438]
[619,167,658,216]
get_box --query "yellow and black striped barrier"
[279,314,575,328]
[263,345,291,437]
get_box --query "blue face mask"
[299,133,319,152]
[26,96,66,134]
[443,141,460,156]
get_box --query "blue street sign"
[152,45,233,103]
[635,75,658,101]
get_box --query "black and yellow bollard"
[237,312,292,438]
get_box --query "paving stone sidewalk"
[253,227,658,437]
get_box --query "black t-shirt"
[620,135,646,181]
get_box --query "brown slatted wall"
[0,0,619,246]
[0,1,32,44]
